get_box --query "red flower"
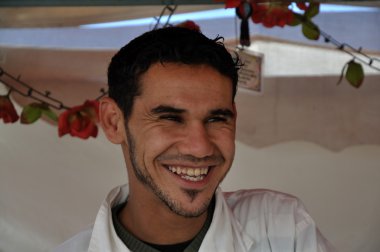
[224,0,242,8]
[58,100,99,139]
[251,2,293,28]
[0,95,19,123]
[296,2,308,11]
[175,20,201,32]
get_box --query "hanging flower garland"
[0,67,103,139]
[225,0,380,88]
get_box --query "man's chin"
[169,194,211,218]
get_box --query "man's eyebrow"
[210,109,235,118]
[151,105,186,114]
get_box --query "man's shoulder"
[220,189,336,251]
[224,188,300,204]
[222,188,303,215]
[52,228,93,252]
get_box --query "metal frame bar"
[0,0,220,7]
[1,0,377,7]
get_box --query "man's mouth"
[167,166,210,182]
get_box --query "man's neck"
[119,194,208,245]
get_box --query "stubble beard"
[125,126,212,218]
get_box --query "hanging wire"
[153,4,178,30]
[289,10,380,72]
[95,88,109,100]
[317,29,380,71]
[0,67,107,110]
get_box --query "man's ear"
[99,97,126,144]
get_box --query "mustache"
[156,153,224,164]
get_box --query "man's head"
[107,27,239,121]
[101,27,239,219]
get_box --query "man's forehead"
[138,63,233,93]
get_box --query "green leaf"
[42,107,58,122]
[345,60,364,88]
[302,21,320,40]
[21,104,42,124]
[288,13,303,27]
[36,103,58,122]
[305,2,320,19]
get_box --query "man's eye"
[159,115,183,123]
[207,116,227,123]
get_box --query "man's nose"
[177,122,214,159]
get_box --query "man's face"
[123,62,236,218]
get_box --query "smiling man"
[54,27,335,252]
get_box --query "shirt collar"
[111,195,215,252]
[88,185,254,252]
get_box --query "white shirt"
[54,184,335,252]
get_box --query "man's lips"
[157,154,223,182]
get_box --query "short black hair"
[107,27,240,121]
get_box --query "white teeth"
[181,175,205,182]
[167,166,209,179]
[194,169,200,176]
[187,169,194,176]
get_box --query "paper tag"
[232,48,264,93]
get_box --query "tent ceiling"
[0,1,379,28]
[0,5,222,28]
